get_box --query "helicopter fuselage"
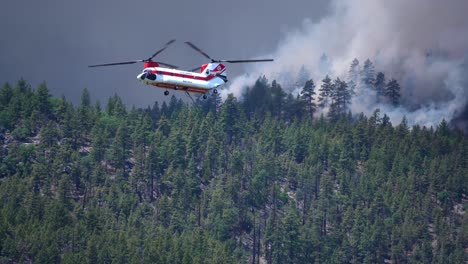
[138,63,227,95]
[88,40,272,98]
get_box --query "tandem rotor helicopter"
[89,40,274,99]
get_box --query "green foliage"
[33,82,52,118]
[374,72,386,100]
[0,78,466,263]
[361,58,376,87]
[318,75,333,108]
[299,79,317,118]
[385,78,401,105]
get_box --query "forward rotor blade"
[88,60,142,67]
[218,59,274,63]
[148,39,176,60]
[185,41,212,60]
[157,61,179,69]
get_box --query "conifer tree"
[282,205,301,263]
[299,79,316,118]
[80,88,91,108]
[271,80,286,118]
[40,121,59,148]
[385,78,401,105]
[34,82,52,117]
[110,121,130,176]
[361,58,375,87]
[318,75,332,108]
[219,94,244,143]
[0,83,13,111]
[374,72,386,101]
[328,78,352,119]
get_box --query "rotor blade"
[185,41,212,60]
[218,59,274,63]
[88,60,142,67]
[156,61,179,69]
[148,39,176,60]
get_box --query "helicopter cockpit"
[138,69,156,81]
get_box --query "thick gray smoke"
[224,0,468,129]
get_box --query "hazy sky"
[0,0,329,107]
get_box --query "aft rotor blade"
[88,60,142,67]
[218,59,274,63]
[157,61,179,69]
[185,41,212,60]
[148,39,176,60]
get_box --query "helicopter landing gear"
[213,88,218,94]
[203,94,207,99]
[164,90,169,96]
[174,85,179,90]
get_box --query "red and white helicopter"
[89,40,273,99]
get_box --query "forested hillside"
[0,77,466,263]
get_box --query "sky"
[0,0,329,107]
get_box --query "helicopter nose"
[137,72,147,80]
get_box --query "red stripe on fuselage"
[147,69,217,81]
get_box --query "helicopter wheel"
[203,94,207,99]
[164,90,169,96]
[174,85,179,90]
[213,89,218,94]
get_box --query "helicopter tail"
[206,63,227,77]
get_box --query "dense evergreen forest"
[0,60,467,263]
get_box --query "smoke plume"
[224,0,468,129]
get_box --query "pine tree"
[150,101,161,121]
[0,82,13,110]
[271,80,286,118]
[33,82,52,118]
[110,121,130,176]
[318,75,332,108]
[95,100,101,113]
[40,121,59,148]
[106,94,127,117]
[299,79,316,118]
[384,78,401,105]
[57,173,73,209]
[374,72,386,101]
[90,123,107,163]
[361,59,375,87]
[78,88,94,133]
[219,94,244,143]
[80,88,91,108]
[282,205,301,263]
[243,76,271,118]
[328,78,352,119]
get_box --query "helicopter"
[89,40,273,99]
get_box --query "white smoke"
[224,0,468,128]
